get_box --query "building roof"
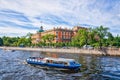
[38,29,44,32]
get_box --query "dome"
[37,26,44,32]
[38,29,44,32]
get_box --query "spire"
[40,26,43,30]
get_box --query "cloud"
[35,14,72,26]
[0,0,120,37]
[0,26,36,37]
[0,20,38,30]
[0,9,31,22]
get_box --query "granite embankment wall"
[0,47,120,56]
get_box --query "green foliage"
[41,34,56,44]
[112,35,120,47]
[106,32,114,46]
[71,25,118,48]
[1,33,32,47]
[2,36,19,46]
[54,42,64,47]
[17,35,32,47]
[1,26,120,48]
[94,25,109,48]
[72,29,89,47]
[0,37,3,46]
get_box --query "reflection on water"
[0,50,120,80]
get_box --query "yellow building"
[31,26,44,44]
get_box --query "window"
[64,32,65,35]
[35,59,37,62]
[53,61,64,64]
[64,36,66,39]
[62,35,64,39]
[56,32,58,34]
[56,32,58,39]
[47,60,50,63]
[64,62,68,66]
[56,35,58,39]
[62,32,63,35]
[32,59,34,61]
[50,60,53,63]
[29,59,31,61]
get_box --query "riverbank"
[0,47,120,56]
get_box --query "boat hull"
[27,60,81,70]
[26,57,81,71]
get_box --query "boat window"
[33,59,35,62]
[52,61,64,64]
[50,60,53,63]
[47,60,50,63]
[30,57,36,59]
[53,61,58,64]
[64,62,68,66]
[70,61,77,65]
[73,62,75,64]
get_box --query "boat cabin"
[43,57,77,66]
[26,57,81,70]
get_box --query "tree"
[71,33,81,47]
[41,34,56,46]
[107,32,114,46]
[1,33,32,47]
[25,32,33,38]
[17,36,32,47]
[0,37,3,46]
[72,29,88,47]
[47,34,56,44]
[2,36,20,46]
[25,32,32,46]
[41,35,47,44]
[88,28,98,46]
[113,35,120,47]
[17,37,26,47]
[2,36,12,46]
[94,25,109,49]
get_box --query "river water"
[0,49,120,80]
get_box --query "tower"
[37,21,44,33]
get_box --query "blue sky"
[0,0,120,37]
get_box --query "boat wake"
[28,64,80,73]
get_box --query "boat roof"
[44,57,75,62]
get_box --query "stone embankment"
[0,47,120,56]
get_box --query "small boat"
[26,57,81,71]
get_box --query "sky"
[0,0,120,37]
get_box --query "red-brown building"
[31,26,86,44]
